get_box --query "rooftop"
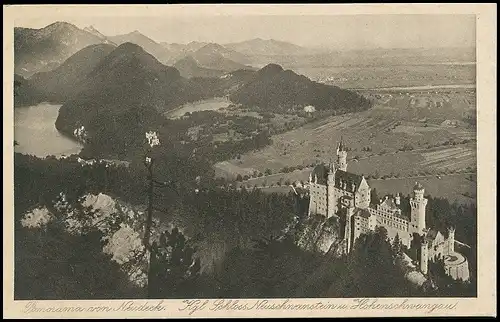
[310,164,364,192]
[413,181,424,191]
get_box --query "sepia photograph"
[4,4,497,318]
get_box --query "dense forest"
[229,64,372,113]
[14,153,476,300]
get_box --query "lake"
[165,97,232,119]
[14,103,83,158]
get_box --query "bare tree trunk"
[144,160,154,298]
[143,161,154,248]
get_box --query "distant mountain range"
[14,21,476,80]
[14,22,114,77]
[224,38,312,56]
[13,36,371,155]
[107,30,172,64]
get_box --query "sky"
[16,14,476,49]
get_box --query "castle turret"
[395,193,401,206]
[327,161,335,184]
[447,227,455,255]
[336,137,348,172]
[327,161,336,218]
[410,182,428,235]
[420,239,429,275]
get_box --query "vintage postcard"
[3,4,497,318]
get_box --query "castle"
[307,139,470,281]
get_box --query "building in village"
[307,139,470,281]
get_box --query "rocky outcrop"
[296,214,344,255]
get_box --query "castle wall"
[353,216,368,245]
[367,207,411,247]
[327,183,337,218]
[309,183,328,217]
[444,252,470,281]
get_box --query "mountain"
[107,30,172,64]
[229,63,372,112]
[173,55,225,78]
[224,38,311,56]
[190,69,257,97]
[186,43,255,72]
[26,43,117,103]
[83,25,111,42]
[55,42,209,155]
[161,41,209,64]
[14,21,110,77]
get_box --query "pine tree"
[392,233,402,257]
[148,227,201,299]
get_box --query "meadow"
[215,87,477,204]
[293,64,475,89]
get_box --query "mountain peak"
[258,63,284,75]
[200,43,225,51]
[43,21,79,31]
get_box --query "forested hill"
[54,42,211,156]
[229,63,372,112]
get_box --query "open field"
[215,87,476,204]
[367,174,476,205]
[294,64,475,90]
[236,172,476,205]
[215,88,476,177]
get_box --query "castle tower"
[336,137,348,172]
[410,182,428,235]
[327,161,336,218]
[395,193,401,207]
[420,239,429,275]
[447,227,456,255]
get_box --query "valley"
[215,86,476,205]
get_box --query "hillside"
[55,42,210,155]
[161,41,208,64]
[187,43,255,72]
[14,74,45,107]
[173,55,225,78]
[27,43,117,103]
[190,69,258,97]
[83,25,111,42]
[14,21,110,77]
[229,64,372,111]
[108,31,172,64]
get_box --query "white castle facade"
[307,139,470,282]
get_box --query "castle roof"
[379,197,399,211]
[413,182,424,191]
[335,170,363,192]
[338,137,347,151]
[354,208,371,219]
[425,228,443,242]
[310,164,364,192]
[311,163,329,185]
